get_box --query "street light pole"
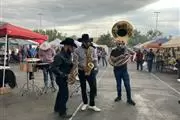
[154,12,160,31]
[96,26,98,38]
[38,13,43,31]
[0,0,3,22]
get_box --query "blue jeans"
[114,68,132,101]
[43,65,55,87]
[147,60,153,72]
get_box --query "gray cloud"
[1,0,179,37]
[2,0,157,28]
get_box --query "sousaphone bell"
[112,21,133,44]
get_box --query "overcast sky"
[0,0,179,37]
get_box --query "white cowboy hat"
[39,42,51,50]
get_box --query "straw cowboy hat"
[60,38,77,48]
[39,42,51,50]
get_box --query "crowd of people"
[135,49,155,72]
[135,48,180,78]
[97,47,108,67]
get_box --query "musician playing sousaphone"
[109,21,136,105]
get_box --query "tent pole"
[7,36,9,66]
[2,34,8,88]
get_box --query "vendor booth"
[0,23,48,94]
[159,37,180,73]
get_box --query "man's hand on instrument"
[94,67,98,71]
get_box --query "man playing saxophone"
[74,34,101,112]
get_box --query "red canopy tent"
[0,23,48,41]
[0,23,48,88]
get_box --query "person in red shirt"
[136,50,143,71]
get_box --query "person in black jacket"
[147,49,155,72]
[51,38,77,118]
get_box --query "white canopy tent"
[74,40,82,47]
[49,38,62,47]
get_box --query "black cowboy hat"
[80,34,93,42]
[60,38,77,48]
[90,38,93,42]
[77,38,82,42]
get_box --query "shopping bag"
[143,61,147,67]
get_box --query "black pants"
[156,61,161,71]
[177,68,180,79]
[78,70,96,106]
[102,57,107,67]
[147,60,153,72]
[93,69,99,96]
[54,77,68,115]
[98,56,101,63]
[136,61,143,70]
[29,72,34,80]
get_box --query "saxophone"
[68,53,79,85]
[85,47,94,76]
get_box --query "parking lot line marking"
[151,73,180,95]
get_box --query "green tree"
[70,35,78,40]
[96,32,115,47]
[128,29,149,47]
[33,29,67,42]
[146,29,162,40]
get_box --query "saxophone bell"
[84,47,94,76]
[85,62,94,76]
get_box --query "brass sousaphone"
[112,21,133,44]
[109,21,134,67]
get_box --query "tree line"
[34,29,162,47]
[33,29,77,42]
